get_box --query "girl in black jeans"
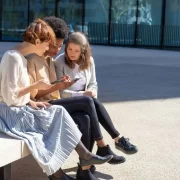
[54,32,138,158]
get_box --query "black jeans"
[49,96,103,141]
[71,112,91,150]
[92,98,120,139]
[50,96,120,138]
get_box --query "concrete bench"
[0,133,30,180]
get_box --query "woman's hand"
[60,75,71,82]
[28,100,51,110]
[83,90,96,97]
[56,81,73,90]
[56,75,74,90]
[34,79,52,90]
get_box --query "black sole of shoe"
[108,158,126,164]
[80,155,113,167]
[115,145,138,155]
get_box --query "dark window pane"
[111,0,136,45]
[1,0,28,41]
[29,0,56,22]
[85,0,109,44]
[57,0,83,35]
[164,0,180,47]
[137,0,163,46]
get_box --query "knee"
[83,114,90,124]
[83,96,94,106]
[51,105,66,112]
[77,114,91,133]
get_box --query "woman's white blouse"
[0,50,30,106]
[70,63,86,96]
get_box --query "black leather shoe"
[96,145,126,164]
[79,154,113,167]
[48,173,75,180]
[90,165,96,174]
[115,136,138,154]
[76,164,98,180]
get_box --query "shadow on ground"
[64,166,113,180]
[97,63,180,103]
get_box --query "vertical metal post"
[160,0,166,49]
[134,0,139,46]
[27,0,30,25]
[0,0,2,41]
[82,0,86,33]
[108,0,112,45]
[55,0,58,17]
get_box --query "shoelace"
[122,137,131,147]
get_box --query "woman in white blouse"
[55,32,138,158]
[0,19,112,180]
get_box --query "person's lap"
[49,98,92,150]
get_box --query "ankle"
[80,152,92,160]
[96,139,106,147]
[97,144,106,148]
[114,136,121,143]
[81,165,91,170]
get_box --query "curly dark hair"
[43,16,69,39]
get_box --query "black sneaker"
[115,136,138,154]
[96,145,126,164]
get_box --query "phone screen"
[73,78,81,82]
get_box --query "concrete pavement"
[0,43,180,180]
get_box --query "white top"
[71,63,86,97]
[55,53,98,98]
[0,50,30,106]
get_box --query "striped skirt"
[0,102,82,175]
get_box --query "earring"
[35,39,40,45]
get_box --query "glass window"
[110,0,137,45]
[1,0,28,41]
[136,0,163,46]
[57,0,83,36]
[29,0,56,22]
[85,0,109,44]
[164,0,180,47]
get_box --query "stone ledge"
[0,133,30,167]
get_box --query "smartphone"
[50,80,62,84]
[73,78,81,82]
[51,78,81,85]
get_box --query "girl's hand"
[60,75,71,82]
[29,100,51,110]
[56,81,73,90]
[83,90,96,97]
[56,75,74,90]
[34,79,52,90]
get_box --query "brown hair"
[65,32,91,70]
[23,18,56,46]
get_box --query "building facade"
[0,0,180,50]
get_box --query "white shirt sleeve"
[0,51,30,106]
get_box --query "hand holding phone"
[73,78,81,83]
[51,77,81,85]
[51,80,62,84]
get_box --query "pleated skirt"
[0,102,82,175]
